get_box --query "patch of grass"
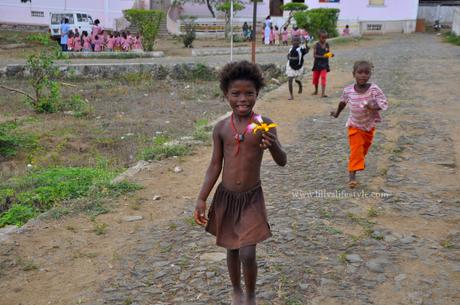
[139,135,191,161]
[93,222,108,235]
[0,121,38,158]
[65,225,77,233]
[192,118,210,142]
[324,225,342,235]
[168,222,177,231]
[25,33,53,46]
[443,32,460,46]
[0,204,38,227]
[285,300,303,305]
[62,95,93,118]
[320,209,332,219]
[367,207,381,217]
[338,252,347,264]
[440,239,454,249]
[0,167,141,227]
[121,72,151,85]
[16,256,39,271]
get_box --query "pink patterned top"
[281,30,289,42]
[133,37,142,50]
[94,37,103,52]
[106,37,115,49]
[73,37,82,51]
[121,37,130,51]
[83,36,92,50]
[340,83,388,131]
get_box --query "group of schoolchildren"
[264,25,312,46]
[60,18,143,52]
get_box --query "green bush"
[294,8,340,38]
[123,9,164,51]
[25,33,53,46]
[0,121,37,158]
[0,167,141,219]
[63,95,93,117]
[443,32,460,46]
[180,16,197,48]
[26,52,61,113]
[0,204,38,227]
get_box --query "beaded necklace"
[230,111,254,155]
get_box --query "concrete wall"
[0,0,138,29]
[453,7,460,35]
[418,5,459,24]
[181,0,270,19]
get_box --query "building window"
[369,0,384,6]
[31,11,45,17]
[367,24,382,31]
[319,0,340,3]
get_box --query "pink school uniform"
[93,37,103,52]
[133,37,143,51]
[121,37,130,51]
[106,36,115,51]
[82,36,92,51]
[291,28,301,39]
[274,28,280,45]
[269,29,275,44]
[282,29,289,44]
[73,36,82,51]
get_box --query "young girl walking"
[194,61,287,305]
[312,30,333,97]
[331,60,388,188]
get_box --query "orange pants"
[348,127,375,172]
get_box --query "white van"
[49,12,94,39]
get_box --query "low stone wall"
[0,23,48,32]
[65,51,165,59]
[1,62,285,81]
[192,45,289,56]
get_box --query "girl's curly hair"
[219,61,265,94]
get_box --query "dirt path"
[1,34,459,305]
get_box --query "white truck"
[49,12,94,40]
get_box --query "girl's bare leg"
[227,249,244,305]
[240,245,257,305]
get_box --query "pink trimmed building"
[0,0,419,34]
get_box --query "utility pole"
[251,0,257,63]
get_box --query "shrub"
[26,52,61,113]
[123,9,164,51]
[443,32,460,46]
[0,167,141,218]
[216,1,245,39]
[0,204,38,227]
[0,121,37,158]
[180,16,197,48]
[294,8,340,38]
[64,95,93,117]
[25,33,53,46]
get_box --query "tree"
[294,8,340,38]
[216,1,245,39]
[123,9,164,51]
[280,3,308,30]
[172,0,219,18]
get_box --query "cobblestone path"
[89,34,460,305]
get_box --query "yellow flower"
[324,52,333,58]
[247,116,278,134]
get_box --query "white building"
[0,0,152,30]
